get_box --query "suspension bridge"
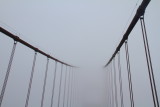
[0,0,159,107]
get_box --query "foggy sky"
[0,0,160,107]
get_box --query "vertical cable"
[113,58,118,107]
[73,71,76,107]
[0,41,17,107]
[109,66,112,107]
[41,58,49,107]
[63,66,68,107]
[71,69,74,107]
[108,65,111,107]
[67,68,71,107]
[50,61,57,107]
[57,64,63,107]
[75,71,78,107]
[72,71,75,107]
[125,41,134,107]
[25,52,37,107]
[106,67,109,107]
[140,16,159,107]
[110,62,115,107]
[118,52,124,107]
[70,69,74,107]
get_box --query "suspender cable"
[50,61,58,107]
[125,42,132,106]
[41,58,49,107]
[70,69,74,107]
[118,52,124,107]
[125,41,134,107]
[72,71,75,107]
[67,68,71,107]
[113,59,118,107]
[57,64,64,107]
[110,62,115,107]
[72,69,75,107]
[73,70,76,107]
[106,67,109,107]
[108,65,111,107]
[110,65,112,107]
[75,72,79,107]
[25,52,37,107]
[140,16,159,107]
[0,41,17,107]
[63,66,68,107]
[73,71,76,107]
[109,64,112,107]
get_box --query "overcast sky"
[0,0,160,107]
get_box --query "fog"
[0,0,160,107]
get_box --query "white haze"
[0,0,160,107]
